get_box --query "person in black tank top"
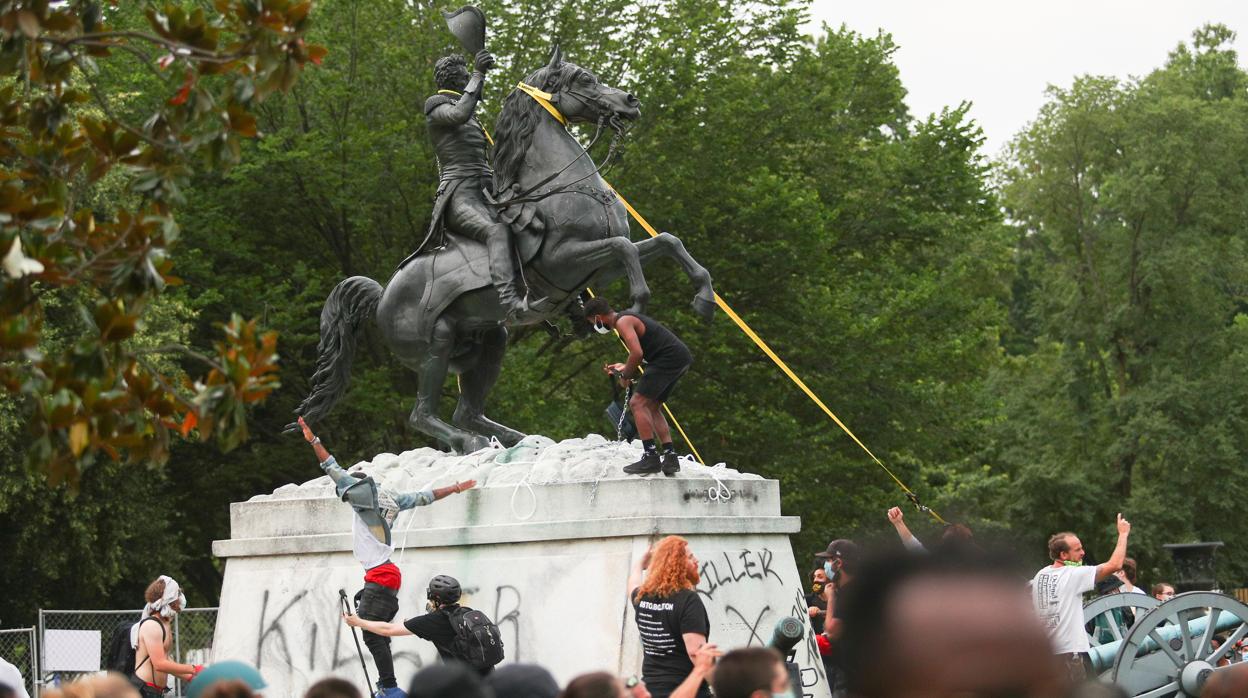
[583,298,693,475]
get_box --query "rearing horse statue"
[291,46,716,452]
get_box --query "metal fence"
[0,627,37,697]
[36,609,217,697]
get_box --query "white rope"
[706,464,734,503]
[510,469,539,521]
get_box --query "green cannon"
[1081,591,1248,697]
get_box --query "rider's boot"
[375,685,406,698]
[485,227,534,322]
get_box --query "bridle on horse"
[490,80,631,210]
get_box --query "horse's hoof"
[462,434,492,453]
[499,431,526,447]
[692,294,716,321]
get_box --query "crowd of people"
[6,505,1248,698]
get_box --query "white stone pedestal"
[210,437,831,698]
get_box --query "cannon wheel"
[1084,592,1160,649]
[1111,591,1248,697]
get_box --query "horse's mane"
[493,62,578,193]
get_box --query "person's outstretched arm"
[1095,514,1132,582]
[299,416,354,490]
[888,507,926,552]
[395,480,477,510]
[343,613,412,637]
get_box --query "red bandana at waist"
[365,562,401,590]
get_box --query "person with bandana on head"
[133,576,201,698]
[297,417,476,698]
[583,297,693,477]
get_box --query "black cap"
[815,539,858,561]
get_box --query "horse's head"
[524,45,640,128]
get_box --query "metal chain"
[615,378,633,441]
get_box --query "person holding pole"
[298,417,475,698]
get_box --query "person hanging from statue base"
[584,297,694,476]
[298,417,475,698]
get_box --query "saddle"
[399,219,557,340]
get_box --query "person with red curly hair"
[626,536,714,698]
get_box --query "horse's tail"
[286,276,383,431]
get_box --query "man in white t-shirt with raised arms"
[1031,513,1131,680]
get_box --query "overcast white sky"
[806,1,1248,157]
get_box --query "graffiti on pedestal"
[696,549,783,600]
[493,585,523,662]
[253,588,422,676]
[693,548,827,698]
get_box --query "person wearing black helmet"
[344,574,503,676]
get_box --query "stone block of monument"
[211,435,830,698]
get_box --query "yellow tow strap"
[606,186,947,524]
[506,85,941,521]
[585,288,706,465]
[516,83,568,126]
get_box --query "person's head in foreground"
[196,681,255,698]
[186,661,267,698]
[710,647,790,698]
[1200,662,1248,698]
[408,662,489,698]
[560,671,628,698]
[838,551,1069,697]
[487,664,560,698]
[304,677,362,698]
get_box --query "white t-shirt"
[352,514,394,569]
[0,657,29,698]
[1031,564,1098,654]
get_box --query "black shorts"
[635,362,690,403]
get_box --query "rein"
[492,82,628,210]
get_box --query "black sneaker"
[661,452,680,477]
[623,452,662,475]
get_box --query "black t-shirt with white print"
[632,588,711,697]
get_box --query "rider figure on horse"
[416,50,530,321]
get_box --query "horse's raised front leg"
[591,232,716,320]
[408,316,491,454]
[547,236,651,312]
[452,326,525,447]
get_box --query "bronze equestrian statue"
[290,45,716,453]
[411,48,531,320]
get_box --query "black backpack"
[446,606,504,671]
[106,617,165,678]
